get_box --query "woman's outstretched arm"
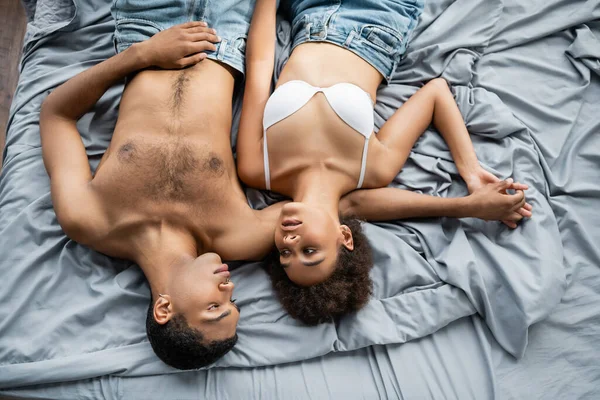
[374,78,531,227]
[340,180,527,227]
[376,78,480,181]
[236,0,278,188]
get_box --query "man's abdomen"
[115,60,235,137]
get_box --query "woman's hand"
[467,180,531,228]
[465,168,532,228]
[135,21,221,69]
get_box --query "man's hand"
[465,167,533,228]
[136,21,221,69]
[467,180,531,228]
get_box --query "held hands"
[136,21,221,69]
[466,169,533,228]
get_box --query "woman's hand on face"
[465,168,532,228]
[466,180,531,228]
[136,21,221,69]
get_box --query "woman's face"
[274,202,353,286]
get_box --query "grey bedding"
[1,0,599,399]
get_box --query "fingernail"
[201,21,207,26]
[217,36,221,41]
[212,29,217,34]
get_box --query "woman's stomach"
[277,42,383,99]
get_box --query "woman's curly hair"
[268,218,373,325]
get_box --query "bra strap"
[357,136,369,189]
[263,129,271,191]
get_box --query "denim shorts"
[111,0,255,74]
[288,0,425,81]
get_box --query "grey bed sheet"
[0,0,599,399]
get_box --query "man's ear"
[339,224,354,251]
[153,295,173,325]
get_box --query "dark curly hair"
[268,217,374,325]
[146,299,238,370]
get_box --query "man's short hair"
[268,217,374,325]
[146,300,237,370]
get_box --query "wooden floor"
[0,1,27,170]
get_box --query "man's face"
[166,253,240,341]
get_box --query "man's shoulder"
[55,184,111,245]
[255,201,288,222]
[211,210,275,262]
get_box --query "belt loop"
[320,25,328,39]
[217,39,227,60]
[343,31,355,47]
[305,22,312,39]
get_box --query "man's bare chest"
[93,135,237,211]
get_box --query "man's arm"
[340,181,527,227]
[40,22,219,240]
[236,0,277,188]
[41,22,218,122]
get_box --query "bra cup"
[263,81,374,138]
[263,81,319,130]
[323,83,374,138]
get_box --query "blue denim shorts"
[288,0,425,81]
[111,0,255,74]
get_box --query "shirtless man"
[39,0,273,370]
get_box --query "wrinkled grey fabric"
[1,0,599,398]
[20,0,76,47]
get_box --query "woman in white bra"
[237,0,532,324]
